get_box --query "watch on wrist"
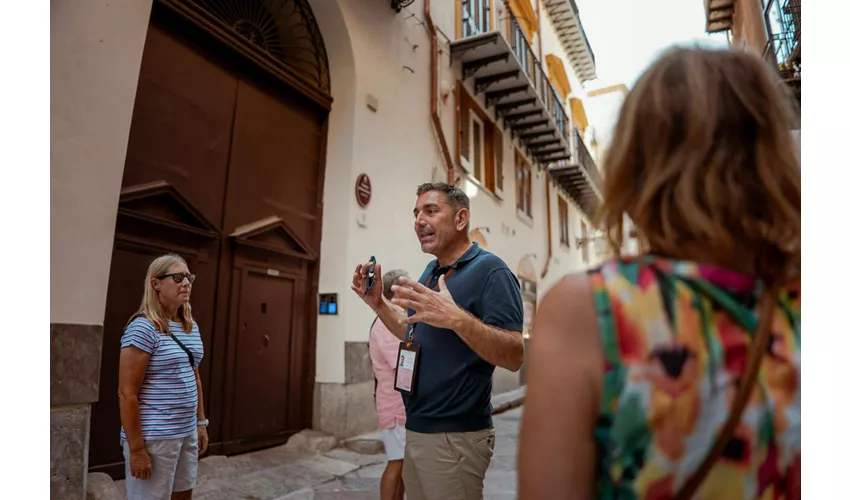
[198,419,209,427]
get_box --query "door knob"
[264,334,270,346]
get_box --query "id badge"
[394,342,421,395]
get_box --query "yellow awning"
[570,98,589,132]
[507,0,538,42]
[587,84,629,98]
[545,54,571,101]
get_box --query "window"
[580,220,589,264]
[459,0,491,37]
[557,196,569,247]
[457,82,504,196]
[470,113,484,180]
[516,150,532,219]
[492,127,504,196]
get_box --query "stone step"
[86,472,123,500]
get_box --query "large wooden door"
[90,3,326,477]
[232,268,296,439]
[215,75,323,453]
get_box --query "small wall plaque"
[355,174,372,208]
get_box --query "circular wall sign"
[355,174,372,208]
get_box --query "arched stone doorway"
[516,255,537,386]
[470,228,489,249]
[517,255,537,339]
[90,0,334,477]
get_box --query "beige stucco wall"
[311,0,600,387]
[732,0,768,55]
[51,0,154,326]
[311,0,361,385]
[51,2,154,497]
[49,0,602,450]
[49,0,599,399]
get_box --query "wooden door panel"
[90,248,159,475]
[232,268,296,440]
[92,6,327,475]
[89,16,234,476]
[222,79,323,244]
[121,22,238,229]
[89,244,218,476]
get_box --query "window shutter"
[459,92,470,164]
[494,127,503,192]
[515,150,522,211]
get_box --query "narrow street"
[291,407,523,500]
[93,406,523,500]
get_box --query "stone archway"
[517,255,537,340]
[470,228,489,249]
[90,0,338,476]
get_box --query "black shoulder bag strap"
[170,334,196,369]
[129,311,195,368]
[369,316,379,402]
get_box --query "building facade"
[704,0,801,123]
[50,0,603,497]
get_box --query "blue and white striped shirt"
[119,316,204,441]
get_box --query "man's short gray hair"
[382,269,409,300]
[416,182,470,215]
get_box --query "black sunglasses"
[156,272,196,284]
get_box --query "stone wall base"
[313,381,378,438]
[50,404,91,500]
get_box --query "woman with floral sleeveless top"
[518,47,800,499]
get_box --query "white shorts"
[380,423,407,461]
[122,431,198,500]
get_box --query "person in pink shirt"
[369,269,409,500]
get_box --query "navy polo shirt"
[402,242,524,433]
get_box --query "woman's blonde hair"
[596,47,800,283]
[131,254,194,335]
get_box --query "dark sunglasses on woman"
[156,273,196,284]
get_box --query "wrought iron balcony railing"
[451,0,602,216]
[549,128,602,218]
[453,1,573,161]
[762,0,800,102]
[541,0,597,82]
[571,128,602,188]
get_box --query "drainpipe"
[536,0,553,279]
[423,0,457,186]
[542,167,553,278]
[535,0,543,60]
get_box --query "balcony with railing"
[540,0,597,82]
[550,128,603,218]
[703,0,734,33]
[450,0,602,215]
[762,0,800,103]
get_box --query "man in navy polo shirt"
[351,182,524,500]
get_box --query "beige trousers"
[402,427,496,500]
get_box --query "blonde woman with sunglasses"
[118,254,207,500]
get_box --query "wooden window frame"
[580,220,589,264]
[456,0,496,39]
[505,0,539,44]
[456,81,504,198]
[515,149,532,223]
[557,196,569,247]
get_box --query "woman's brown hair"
[596,47,800,284]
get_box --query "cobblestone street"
[89,406,523,500]
[282,407,522,500]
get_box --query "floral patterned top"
[589,256,801,499]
